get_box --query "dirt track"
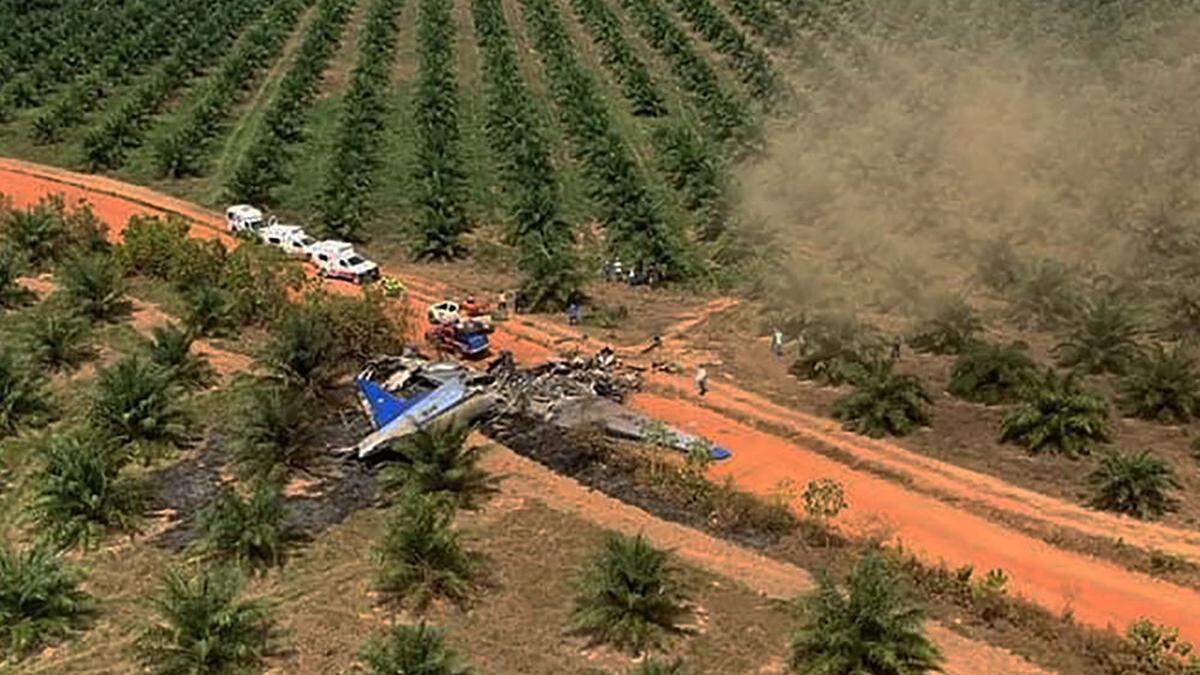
[3,156,1198,646]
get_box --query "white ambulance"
[308,240,380,284]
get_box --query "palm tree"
[190,480,293,571]
[19,302,94,371]
[378,423,497,509]
[831,361,931,438]
[791,314,884,386]
[2,197,67,268]
[146,323,213,389]
[0,348,52,435]
[32,427,144,549]
[1007,258,1080,330]
[182,285,235,337]
[360,622,473,675]
[57,250,129,322]
[89,355,190,447]
[0,244,35,310]
[789,551,942,674]
[260,304,337,391]
[1000,369,1110,457]
[947,341,1037,405]
[1054,297,1143,375]
[375,490,480,611]
[228,383,315,478]
[1118,346,1199,424]
[907,297,983,356]
[1088,450,1179,520]
[572,533,689,654]
[0,542,92,659]
[136,564,274,674]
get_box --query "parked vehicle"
[258,223,315,258]
[308,240,380,284]
[425,320,491,358]
[225,204,265,233]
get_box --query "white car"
[258,224,315,258]
[427,300,460,325]
[225,204,265,233]
[308,240,380,284]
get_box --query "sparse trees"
[1119,346,1200,424]
[360,622,474,675]
[947,341,1037,405]
[1055,297,1144,375]
[571,533,689,654]
[788,550,942,674]
[0,542,92,660]
[1088,450,1179,520]
[831,361,932,438]
[1000,370,1110,457]
[137,564,275,674]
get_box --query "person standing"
[771,327,784,358]
[695,365,709,397]
[567,302,581,326]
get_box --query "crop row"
[471,0,580,308]
[0,0,163,121]
[29,0,222,144]
[78,0,288,171]
[411,0,470,259]
[670,0,783,105]
[618,0,757,150]
[0,0,102,84]
[141,0,313,177]
[519,0,687,279]
[653,120,729,242]
[567,0,666,118]
[224,0,358,203]
[726,0,793,47]
[316,0,406,240]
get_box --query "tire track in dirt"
[3,156,1199,645]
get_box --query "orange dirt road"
[3,157,1199,645]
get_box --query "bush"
[89,355,189,447]
[1,195,107,269]
[304,289,406,365]
[57,250,129,321]
[907,297,983,356]
[631,658,689,674]
[0,542,92,660]
[1119,346,1200,424]
[182,285,235,337]
[360,622,473,675]
[260,303,338,391]
[146,324,214,389]
[378,424,496,509]
[375,490,480,611]
[191,480,293,571]
[0,244,35,310]
[228,383,316,478]
[801,478,847,521]
[137,564,274,674]
[1007,258,1081,330]
[1054,297,1144,375]
[947,341,1038,405]
[32,427,144,549]
[1088,450,1179,520]
[19,302,94,370]
[1000,370,1110,457]
[831,361,931,438]
[572,533,688,654]
[975,237,1022,293]
[220,243,303,327]
[791,314,884,386]
[114,214,192,279]
[789,550,942,674]
[0,348,52,435]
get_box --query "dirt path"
[477,438,1049,675]
[3,156,1199,646]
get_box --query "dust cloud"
[740,0,1200,318]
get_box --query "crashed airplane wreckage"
[342,348,732,462]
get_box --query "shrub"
[0,349,52,435]
[304,289,405,365]
[572,533,688,654]
[1000,370,1110,457]
[220,244,302,326]
[1007,258,1081,330]
[831,361,931,438]
[378,424,496,509]
[191,480,293,571]
[57,250,129,321]
[0,542,92,660]
[360,622,473,675]
[1054,297,1144,375]
[260,303,338,391]
[182,285,235,337]
[631,658,689,674]
[788,550,942,674]
[19,302,93,370]
[89,355,189,447]
[32,427,144,549]
[227,383,315,478]
[975,237,1022,292]
[801,478,847,521]
[947,341,1038,405]
[907,297,983,356]
[791,314,884,386]
[146,324,213,389]
[0,244,35,310]
[114,215,192,279]
[1125,619,1198,672]
[2,195,108,269]
[1088,450,1179,520]
[1119,346,1200,423]
[137,564,274,674]
[375,490,480,611]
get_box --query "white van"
[308,240,380,284]
[225,204,265,233]
[258,224,315,258]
